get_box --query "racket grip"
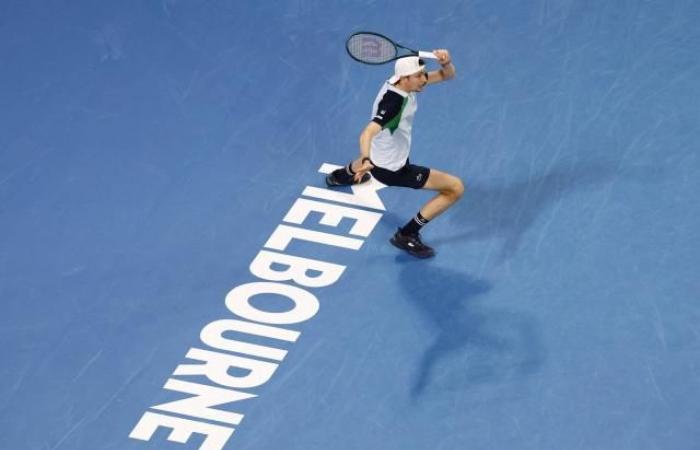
[418,51,438,59]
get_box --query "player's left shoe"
[390,229,435,258]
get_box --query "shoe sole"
[325,173,370,187]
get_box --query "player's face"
[406,70,428,92]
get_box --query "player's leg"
[418,168,465,219]
[391,168,464,258]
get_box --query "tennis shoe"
[390,229,435,258]
[325,169,370,187]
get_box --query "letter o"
[225,282,319,325]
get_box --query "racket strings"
[346,34,396,64]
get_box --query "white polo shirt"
[369,81,418,171]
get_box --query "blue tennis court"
[2,1,699,449]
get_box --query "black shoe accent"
[390,229,435,258]
[325,171,371,187]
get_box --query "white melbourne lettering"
[129,163,388,450]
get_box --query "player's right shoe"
[390,229,435,258]
[325,169,370,187]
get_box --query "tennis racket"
[346,31,438,65]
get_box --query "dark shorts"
[370,160,431,189]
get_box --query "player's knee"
[450,177,465,200]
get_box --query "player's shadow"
[398,261,544,398]
[435,160,629,261]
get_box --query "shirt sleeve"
[372,90,405,128]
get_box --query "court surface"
[2,1,699,449]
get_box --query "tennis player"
[326,50,463,258]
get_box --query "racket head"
[346,32,399,65]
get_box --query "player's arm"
[359,121,382,160]
[350,122,381,181]
[427,49,455,85]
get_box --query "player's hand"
[353,158,373,183]
[433,49,451,66]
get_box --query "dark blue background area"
[1,1,699,449]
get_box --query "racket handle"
[418,51,438,59]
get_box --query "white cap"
[389,56,425,84]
